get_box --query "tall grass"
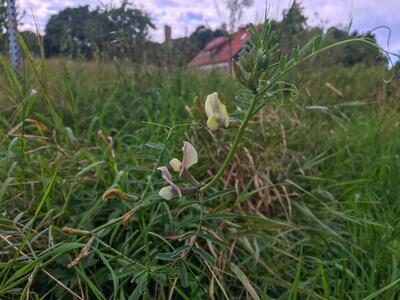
[0,52,400,299]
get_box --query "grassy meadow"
[1,51,400,299]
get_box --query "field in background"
[1,59,400,299]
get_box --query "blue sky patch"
[186,11,203,21]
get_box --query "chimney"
[164,25,172,48]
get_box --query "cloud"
[16,0,400,55]
[18,0,95,31]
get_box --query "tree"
[225,0,253,33]
[43,2,154,61]
[174,26,224,65]
[44,6,91,58]
[275,1,385,67]
[0,0,7,52]
[189,26,223,50]
[0,0,6,30]
[281,1,307,35]
[103,0,155,61]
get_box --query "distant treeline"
[0,1,388,67]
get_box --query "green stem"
[89,199,165,234]
[141,128,174,198]
[200,94,259,193]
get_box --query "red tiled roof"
[189,27,250,67]
[203,36,226,51]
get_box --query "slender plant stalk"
[201,93,259,192]
[87,127,174,235]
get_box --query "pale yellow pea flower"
[169,141,198,176]
[205,92,229,130]
[157,166,182,200]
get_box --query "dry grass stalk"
[67,234,96,269]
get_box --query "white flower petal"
[159,186,175,200]
[157,166,174,186]
[205,92,219,118]
[158,166,182,198]
[181,141,198,171]
[169,158,182,172]
[220,103,230,128]
[204,92,229,130]
[171,184,182,198]
[206,114,220,131]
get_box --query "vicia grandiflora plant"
[157,18,390,197]
[158,20,305,197]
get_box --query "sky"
[17,0,400,59]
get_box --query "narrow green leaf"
[157,245,191,261]
[192,247,215,265]
[96,250,119,300]
[362,278,400,300]
[76,161,105,177]
[178,261,189,288]
[145,142,164,150]
[292,48,300,61]
[198,233,227,248]
[0,177,13,206]
[204,188,235,202]
[230,262,260,300]
[75,266,106,300]
[320,265,330,299]
[289,253,302,300]
[279,56,286,71]
[313,35,323,51]
[34,162,59,219]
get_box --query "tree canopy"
[44,1,154,60]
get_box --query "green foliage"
[273,2,386,67]
[226,0,254,32]
[44,2,154,60]
[0,1,9,53]
[281,0,307,35]
[0,0,6,32]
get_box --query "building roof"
[189,27,250,67]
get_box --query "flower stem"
[200,93,259,192]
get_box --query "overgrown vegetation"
[1,12,400,299]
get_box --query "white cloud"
[17,0,93,31]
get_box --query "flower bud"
[232,60,248,87]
